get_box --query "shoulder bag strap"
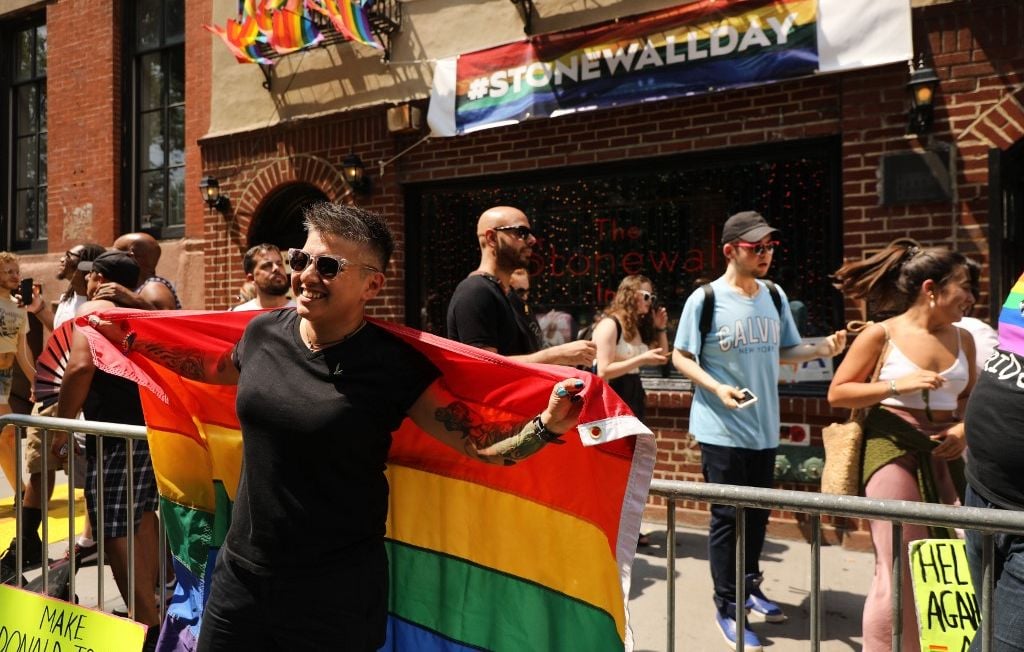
[850,322,891,423]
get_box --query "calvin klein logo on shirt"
[715,317,781,352]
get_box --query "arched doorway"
[247,183,329,250]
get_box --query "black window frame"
[122,0,185,239]
[1,13,48,253]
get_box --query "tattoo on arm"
[434,401,551,465]
[133,340,212,381]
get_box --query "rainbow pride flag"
[79,310,654,651]
[307,0,382,49]
[203,16,273,65]
[269,5,324,54]
[997,270,1024,356]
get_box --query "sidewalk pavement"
[629,522,873,651]
[14,522,875,651]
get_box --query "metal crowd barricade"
[1,413,168,621]
[649,479,1024,652]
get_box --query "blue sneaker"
[715,611,763,651]
[746,588,787,622]
[744,573,787,623]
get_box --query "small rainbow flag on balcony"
[306,0,382,49]
[269,4,324,54]
[204,16,273,65]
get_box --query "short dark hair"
[242,243,282,275]
[302,202,394,273]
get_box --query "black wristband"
[532,415,564,443]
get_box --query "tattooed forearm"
[133,340,211,380]
[434,401,557,464]
[434,401,507,447]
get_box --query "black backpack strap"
[762,279,783,318]
[699,284,715,344]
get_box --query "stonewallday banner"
[427,0,913,136]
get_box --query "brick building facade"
[3,0,1023,548]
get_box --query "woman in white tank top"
[591,274,670,421]
[592,274,669,548]
[828,239,979,652]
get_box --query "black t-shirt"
[225,310,440,573]
[965,347,1024,509]
[446,274,538,356]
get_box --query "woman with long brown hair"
[592,274,669,420]
[828,238,979,652]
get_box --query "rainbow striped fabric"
[203,17,273,65]
[269,4,325,54]
[306,0,382,49]
[209,0,375,64]
[80,310,654,651]
[997,271,1024,356]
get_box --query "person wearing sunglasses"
[591,275,669,422]
[671,211,847,650]
[447,206,596,368]
[88,203,586,651]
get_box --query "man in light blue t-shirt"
[672,211,846,651]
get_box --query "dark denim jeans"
[699,442,777,617]
[965,485,1024,652]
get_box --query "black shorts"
[197,545,388,652]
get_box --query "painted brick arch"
[233,154,355,233]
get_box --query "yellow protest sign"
[0,584,146,651]
[909,539,978,652]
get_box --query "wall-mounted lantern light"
[907,58,940,136]
[199,176,229,212]
[342,153,371,194]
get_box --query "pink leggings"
[862,453,959,652]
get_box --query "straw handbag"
[820,325,890,496]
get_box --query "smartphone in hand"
[18,277,33,307]
[735,388,758,409]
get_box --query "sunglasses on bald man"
[493,225,534,240]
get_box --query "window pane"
[139,52,164,111]
[166,0,184,42]
[139,111,165,170]
[168,47,184,105]
[16,137,38,188]
[15,190,36,242]
[168,106,185,166]
[38,86,47,132]
[168,166,184,227]
[35,25,47,76]
[38,134,48,185]
[37,187,48,243]
[140,170,166,229]
[14,29,33,81]
[137,0,161,49]
[15,85,37,135]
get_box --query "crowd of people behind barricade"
[1,201,1020,652]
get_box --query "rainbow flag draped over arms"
[79,309,655,651]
